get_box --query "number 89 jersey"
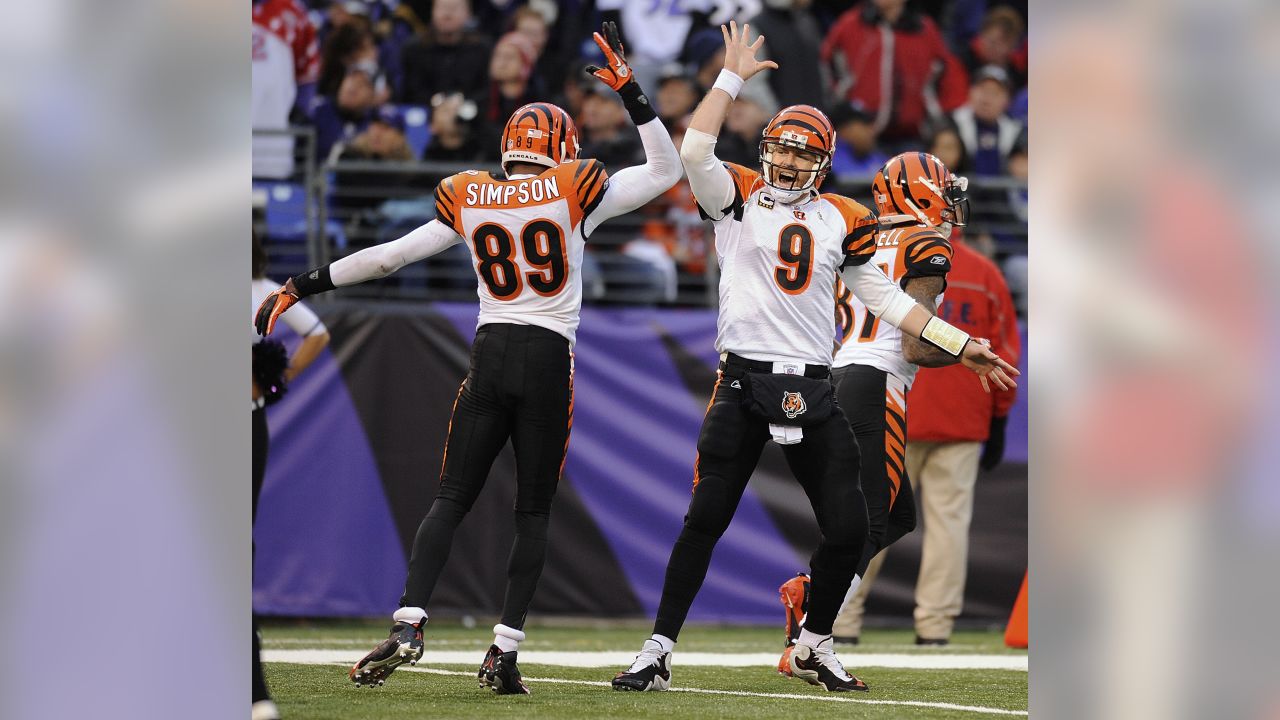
[833,222,953,387]
[433,159,609,348]
[704,163,878,366]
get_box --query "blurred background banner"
[256,302,1028,623]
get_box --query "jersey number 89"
[471,220,567,300]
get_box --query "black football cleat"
[788,638,869,692]
[478,645,530,695]
[349,618,424,687]
[612,640,672,691]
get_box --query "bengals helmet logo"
[781,391,807,420]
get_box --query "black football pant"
[652,364,868,639]
[834,365,917,576]
[251,406,270,703]
[400,323,573,630]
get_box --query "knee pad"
[683,478,737,539]
[425,495,470,524]
[675,524,720,554]
[513,511,550,541]
[897,503,917,536]
[810,541,862,575]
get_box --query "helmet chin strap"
[770,185,810,205]
[763,167,818,204]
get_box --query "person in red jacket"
[833,229,1020,645]
[821,0,969,147]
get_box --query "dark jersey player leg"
[835,364,917,574]
[651,371,771,640]
[399,324,573,629]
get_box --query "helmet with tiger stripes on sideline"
[872,152,970,228]
[757,104,836,204]
[500,102,581,175]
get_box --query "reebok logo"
[730,380,742,389]
[930,255,946,265]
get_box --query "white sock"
[649,634,675,653]
[841,574,863,609]
[393,607,427,625]
[797,628,831,648]
[493,623,525,653]
[251,700,280,720]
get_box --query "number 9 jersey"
[433,159,610,348]
[702,162,879,366]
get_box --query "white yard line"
[275,663,1027,716]
[264,648,1027,671]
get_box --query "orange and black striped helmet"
[872,152,969,227]
[757,104,835,195]
[500,102,580,173]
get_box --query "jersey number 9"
[775,224,814,295]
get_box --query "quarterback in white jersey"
[256,23,680,695]
[614,21,1018,696]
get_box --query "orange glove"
[584,21,632,91]
[255,280,300,336]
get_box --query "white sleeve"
[839,261,920,329]
[329,219,461,286]
[583,118,682,236]
[679,128,736,220]
[280,299,326,337]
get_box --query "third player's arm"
[900,276,960,367]
[840,262,1019,391]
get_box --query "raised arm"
[255,218,460,335]
[899,275,960,367]
[681,21,777,218]
[840,260,1019,391]
[580,22,682,234]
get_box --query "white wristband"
[921,316,971,357]
[712,69,744,100]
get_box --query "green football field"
[262,620,1027,719]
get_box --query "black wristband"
[291,265,335,298]
[617,81,657,126]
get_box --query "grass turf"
[262,621,1026,719]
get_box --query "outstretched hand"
[720,20,777,81]
[959,338,1020,392]
[254,278,300,336]
[584,21,633,92]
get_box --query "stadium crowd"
[253,0,1028,310]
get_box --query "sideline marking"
[263,654,1029,717]
[263,648,1027,671]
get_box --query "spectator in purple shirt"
[830,104,889,178]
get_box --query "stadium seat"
[254,180,348,277]
[256,181,307,240]
[399,105,432,160]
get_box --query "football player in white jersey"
[255,23,681,694]
[612,22,1017,694]
[777,151,974,668]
